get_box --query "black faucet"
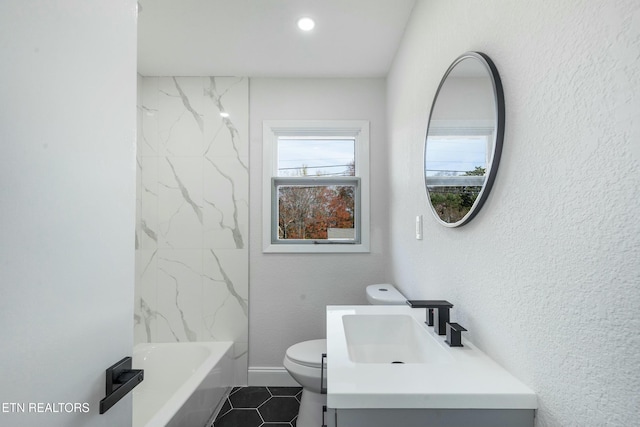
[406,300,453,335]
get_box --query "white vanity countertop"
[326,305,537,410]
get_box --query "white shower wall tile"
[204,249,249,299]
[135,76,248,383]
[136,158,142,250]
[202,76,250,158]
[134,249,158,343]
[203,203,249,250]
[157,156,205,249]
[139,156,159,250]
[139,77,159,157]
[232,344,249,387]
[201,281,248,342]
[136,75,143,252]
[203,155,249,249]
[202,249,247,334]
[156,249,203,342]
[158,77,205,157]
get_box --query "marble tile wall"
[135,76,249,383]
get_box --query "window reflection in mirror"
[424,52,504,227]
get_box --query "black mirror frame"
[424,51,505,227]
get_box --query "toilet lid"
[286,339,327,368]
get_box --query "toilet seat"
[285,339,326,369]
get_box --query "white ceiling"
[137,0,416,77]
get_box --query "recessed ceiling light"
[220,112,230,118]
[297,17,315,32]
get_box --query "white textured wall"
[135,77,249,383]
[388,1,639,426]
[249,78,390,369]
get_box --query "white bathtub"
[132,342,234,427]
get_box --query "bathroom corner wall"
[387,1,639,426]
[135,76,249,383]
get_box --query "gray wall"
[387,0,640,426]
[248,78,390,371]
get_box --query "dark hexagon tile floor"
[214,387,302,427]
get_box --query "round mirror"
[424,52,504,227]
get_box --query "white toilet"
[283,284,407,427]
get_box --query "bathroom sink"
[326,305,538,411]
[342,314,450,364]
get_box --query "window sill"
[262,242,370,254]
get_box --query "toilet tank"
[366,284,407,305]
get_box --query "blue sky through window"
[425,135,487,176]
[277,138,355,177]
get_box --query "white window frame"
[425,119,495,187]
[262,120,370,253]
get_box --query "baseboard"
[248,366,298,387]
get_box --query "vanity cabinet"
[324,407,534,427]
[326,305,537,427]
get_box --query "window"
[424,120,495,223]
[262,120,370,253]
